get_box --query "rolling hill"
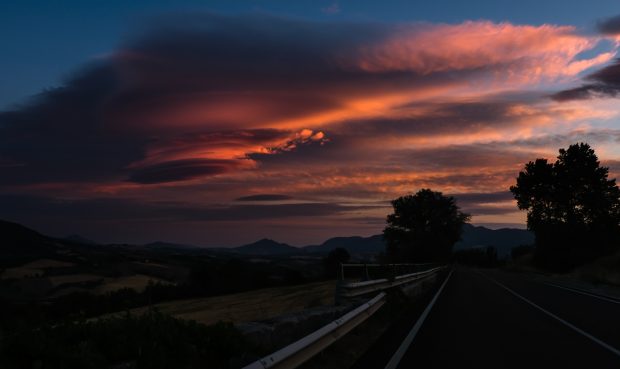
[454,224,534,258]
[1,218,533,260]
[230,238,299,255]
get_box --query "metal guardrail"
[339,263,436,281]
[338,265,445,299]
[242,264,446,369]
[242,292,387,369]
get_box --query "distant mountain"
[143,241,200,250]
[454,224,534,258]
[303,225,533,258]
[0,219,59,262]
[64,234,98,245]
[304,235,384,254]
[0,219,534,260]
[231,238,299,255]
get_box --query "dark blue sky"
[2,0,619,110]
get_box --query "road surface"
[352,267,620,369]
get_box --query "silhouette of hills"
[303,235,384,254]
[143,241,201,250]
[454,224,534,258]
[64,234,98,245]
[0,219,59,262]
[302,226,533,257]
[231,238,298,255]
[0,219,533,259]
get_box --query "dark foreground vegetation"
[1,310,257,369]
[0,220,326,368]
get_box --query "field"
[126,280,336,326]
[1,258,75,279]
[95,274,173,293]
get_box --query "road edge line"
[541,282,620,305]
[480,271,620,358]
[384,268,453,369]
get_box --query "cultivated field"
[1,258,75,279]
[126,280,336,326]
[94,274,172,294]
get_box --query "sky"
[2,1,620,246]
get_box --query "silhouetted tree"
[510,143,620,270]
[383,189,470,262]
[323,248,350,278]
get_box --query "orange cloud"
[5,14,620,242]
[352,22,611,80]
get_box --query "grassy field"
[125,280,336,326]
[1,258,75,279]
[48,273,102,286]
[95,274,173,293]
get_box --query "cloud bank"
[2,13,620,244]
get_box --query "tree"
[383,189,470,262]
[323,247,350,278]
[510,143,620,270]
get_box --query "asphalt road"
[354,267,620,369]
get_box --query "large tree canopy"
[383,189,470,262]
[510,143,620,269]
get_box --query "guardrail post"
[364,264,370,281]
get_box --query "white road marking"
[480,272,620,358]
[384,268,453,369]
[541,282,620,305]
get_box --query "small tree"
[323,247,350,278]
[510,143,620,270]
[383,189,470,262]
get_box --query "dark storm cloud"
[552,59,620,101]
[1,12,584,189]
[461,205,518,216]
[449,191,517,216]
[597,15,620,35]
[450,191,514,204]
[0,194,370,222]
[0,63,148,185]
[235,194,293,201]
[0,13,457,187]
[127,158,247,184]
[393,145,533,171]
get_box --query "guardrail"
[242,264,446,369]
[242,292,387,369]
[339,263,437,281]
[338,265,445,299]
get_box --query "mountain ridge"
[0,219,533,258]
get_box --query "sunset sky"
[3,1,620,246]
